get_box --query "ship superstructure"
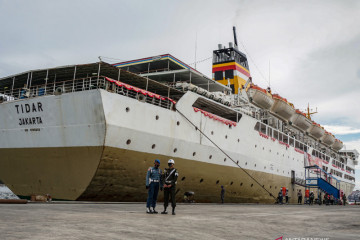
[0,29,357,202]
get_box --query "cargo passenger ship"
[0,28,357,203]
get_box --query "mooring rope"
[176,108,276,200]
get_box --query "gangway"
[305,165,340,199]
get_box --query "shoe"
[152,208,158,214]
[146,208,153,214]
[172,207,176,215]
[161,208,168,214]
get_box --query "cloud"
[323,125,360,135]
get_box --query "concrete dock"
[0,203,359,240]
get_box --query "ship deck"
[0,202,359,240]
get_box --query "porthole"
[237,139,240,143]
[181,177,186,181]
[225,135,228,139]
[240,182,243,186]
[209,155,212,159]
[216,180,220,184]
[125,107,130,112]
[254,164,256,167]
[151,144,156,149]
[211,131,214,135]
[236,160,239,164]
[224,158,226,162]
[177,121,180,126]
[193,152,196,156]
[173,148,177,153]
[255,145,257,148]
[245,162,247,165]
[155,115,159,120]
[262,147,264,150]
[251,184,253,187]
[264,166,266,169]
[277,152,279,155]
[230,181,233,185]
[269,149,271,152]
[200,178,204,183]
[126,139,131,145]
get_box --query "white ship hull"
[0,90,355,202]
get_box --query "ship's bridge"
[113,54,231,93]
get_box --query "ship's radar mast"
[212,27,250,94]
[305,103,318,120]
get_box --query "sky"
[1,0,360,188]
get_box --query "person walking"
[220,186,225,204]
[330,194,334,205]
[145,159,163,214]
[278,190,283,204]
[342,194,347,206]
[161,159,178,215]
[285,188,289,204]
[297,190,303,205]
[309,191,314,205]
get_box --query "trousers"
[146,182,159,208]
[164,185,176,208]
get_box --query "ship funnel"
[218,44,223,50]
[229,42,234,48]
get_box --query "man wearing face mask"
[146,159,163,214]
[161,159,178,215]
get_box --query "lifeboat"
[290,109,312,132]
[247,85,274,110]
[332,139,343,151]
[321,131,335,146]
[270,94,295,121]
[309,122,325,139]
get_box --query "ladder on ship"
[304,165,341,202]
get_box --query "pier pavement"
[0,203,359,240]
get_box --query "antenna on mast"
[269,60,271,88]
[195,31,198,69]
[233,26,238,48]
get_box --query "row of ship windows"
[179,176,299,192]
[126,106,238,140]
[125,139,302,177]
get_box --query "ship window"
[214,71,223,80]
[225,70,234,79]
[230,84,235,93]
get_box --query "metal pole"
[97,62,101,88]
[146,77,149,91]
[11,77,15,97]
[29,71,33,88]
[117,68,121,81]
[189,71,191,84]
[73,65,77,92]
[148,62,150,73]
[45,69,49,95]
[26,72,30,87]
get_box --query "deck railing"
[0,76,174,110]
